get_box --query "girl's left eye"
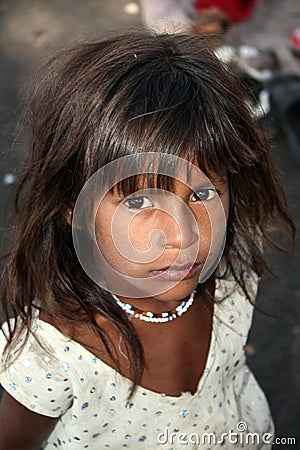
[191,188,218,202]
[123,196,154,210]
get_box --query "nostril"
[149,229,167,247]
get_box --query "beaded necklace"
[112,290,196,323]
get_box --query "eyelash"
[123,196,153,210]
[190,188,219,202]
[123,189,219,210]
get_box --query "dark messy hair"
[0,29,295,391]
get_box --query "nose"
[153,204,199,250]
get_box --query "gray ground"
[0,0,299,448]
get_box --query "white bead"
[113,290,196,324]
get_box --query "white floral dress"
[0,276,274,449]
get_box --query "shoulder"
[0,317,75,417]
[213,267,259,338]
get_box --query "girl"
[0,29,295,449]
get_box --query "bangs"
[90,38,257,189]
[108,151,227,200]
[113,173,176,198]
[108,152,196,199]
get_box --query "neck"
[115,289,198,314]
[113,290,196,323]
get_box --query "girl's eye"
[123,196,154,210]
[191,188,218,202]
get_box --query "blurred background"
[0,0,299,447]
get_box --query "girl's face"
[94,167,229,303]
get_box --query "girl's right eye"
[123,196,153,210]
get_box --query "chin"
[151,278,200,302]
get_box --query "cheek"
[128,220,152,252]
[127,210,167,253]
[115,210,155,254]
[94,205,120,261]
[194,196,229,252]
[95,206,153,266]
[94,215,113,253]
[221,192,230,220]
[195,210,212,251]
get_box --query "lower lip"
[149,264,201,281]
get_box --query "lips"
[149,262,202,281]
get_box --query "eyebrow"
[109,176,227,197]
[121,184,222,196]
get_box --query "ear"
[63,205,83,230]
[64,206,73,227]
